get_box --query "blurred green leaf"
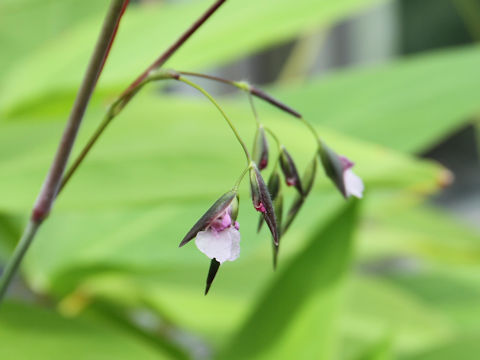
[0,95,444,214]
[400,338,480,360]
[340,275,452,359]
[385,265,480,336]
[0,0,387,116]
[218,200,359,360]
[354,336,393,360]
[0,0,106,79]
[357,204,480,264]
[0,301,176,359]
[274,45,480,153]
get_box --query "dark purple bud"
[279,146,303,195]
[205,258,220,295]
[250,164,279,245]
[252,126,269,170]
[257,170,281,233]
[179,190,237,247]
[282,155,318,234]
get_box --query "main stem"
[0,222,40,300]
[0,0,128,304]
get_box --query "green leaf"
[357,204,480,264]
[340,275,452,359]
[274,45,480,153]
[0,95,445,214]
[354,336,393,360]
[0,301,175,360]
[0,0,387,116]
[400,338,480,360]
[0,0,107,80]
[218,200,360,360]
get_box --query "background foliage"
[1,0,479,359]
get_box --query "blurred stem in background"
[276,30,327,85]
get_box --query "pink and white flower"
[195,206,241,264]
[319,144,364,199]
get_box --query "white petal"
[195,227,240,263]
[344,169,364,198]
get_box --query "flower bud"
[319,144,364,198]
[257,170,280,233]
[282,154,317,234]
[252,126,269,170]
[279,146,303,195]
[250,164,279,245]
[179,190,237,247]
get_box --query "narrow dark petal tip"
[205,259,221,295]
[272,243,279,270]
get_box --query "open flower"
[195,205,240,264]
[179,190,241,264]
[319,144,364,198]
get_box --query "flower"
[195,205,240,263]
[319,144,364,198]
[339,156,364,198]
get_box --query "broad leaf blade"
[219,200,359,360]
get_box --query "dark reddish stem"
[121,0,227,98]
[177,71,302,119]
[96,0,130,84]
[0,0,129,304]
[32,0,129,223]
[58,0,229,195]
[249,87,302,119]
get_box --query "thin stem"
[300,117,322,149]
[263,127,281,149]
[176,76,251,163]
[178,71,321,152]
[0,0,129,305]
[59,1,229,196]
[248,93,261,126]
[176,71,302,118]
[59,78,156,193]
[32,0,129,223]
[121,0,227,98]
[234,164,252,190]
[0,221,40,302]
